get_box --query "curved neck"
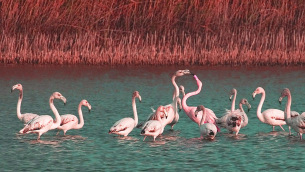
[239,103,244,112]
[50,97,61,130]
[132,97,138,127]
[16,89,23,120]
[172,75,179,100]
[74,103,85,129]
[256,91,266,123]
[182,75,202,113]
[231,91,237,112]
[285,93,292,121]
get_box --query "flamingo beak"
[252,93,256,100]
[229,95,233,102]
[279,97,283,105]
[88,104,91,113]
[246,102,251,112]
[164,110,168,119]
[61,96,67,105]
[138,96,142,103]
[195,110,198,117]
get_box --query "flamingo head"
[175,69,193,77]
[279,88,290,105]
[52,92,67,105]
[156,106,168,119]
[252,87,264,100]
[229,88,237,101]
[195,105,205,117]
[133,91,141,102]
[81,99,91,112]
[11,83,23,92]
[240,98,251,112]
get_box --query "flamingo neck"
[74,103,85,129]
[231,91,237,112]
[285,93,292,121]
[132,97,138,127]
[171,75,179,100]
[16,89,23,121]
[257,91,266,123]
[239,103,244,112]
[49,97,61,130]
[182,75,202,115]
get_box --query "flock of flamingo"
[11,69,305,141]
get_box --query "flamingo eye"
[18,84,21,86]
[85,101,88,104]
[58,94,61,97]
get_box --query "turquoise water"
[1,65,305,171]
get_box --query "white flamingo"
[138,69,192,129]
[57,100,91,135]
[109,91,141,136]
[195,105,217,140]
[11,83,39,124]
[216,89,251,135]
[279,88,305,140]
[141,106,168,141]
[19,92,66,140]
[253,87,299,133]
[252,87,287,131]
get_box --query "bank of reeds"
[1,0,305,65]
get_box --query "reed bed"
[1,0,305,66]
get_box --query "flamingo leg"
[64,131,67,136]
[56,131,60,135]
[289,126,291,135]
[153,136,156,141]
[300,133,303,140]
[143,136,146,141]
[279,125,285,131]
[235,131,239,136]
[272,126,275,131]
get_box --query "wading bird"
[57,100,91,135]
[195,105,217,140]
[11,83,39,124]
[19,92,66,140]
[109,91,141,137]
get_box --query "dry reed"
[0,0,305,66]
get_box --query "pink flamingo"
[252,87,287,131]
[195,105,217,140]
[279,88,305,140]
[181,74,219,130]
[216,89,251,135]
[57,100,91,135]
[138,69,192,129]
[19,92,66,140]
[109,91,141,136]
[11,83,39,124]
[141,106,168,141]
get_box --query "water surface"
[1,65,305,171]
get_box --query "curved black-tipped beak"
[179,108,181,112]
[190,72,195,76]
[248,108,250,112]
[252,96,255,101]
[11,89,13,93]
[64,102,66,106]
[279,100,281,105]
[89,109,91,113]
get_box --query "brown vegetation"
[0,0,305,66]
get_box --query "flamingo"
[181,74,219,130]
[279,88,305,140]
[11,83,39,124]
[109,91,141,136]
[57,100,91,135]
[216,89,251,135]
[141,106,168,141]
[195,105,217,140]
[138,69,192,129]
[252,87,287,131]
[19,92,66,140]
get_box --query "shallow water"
[1,64,305,171]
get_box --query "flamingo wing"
[109,118,134,133]
[142,120,162,133]
[60,114,78,126]
[21,115,53,133]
